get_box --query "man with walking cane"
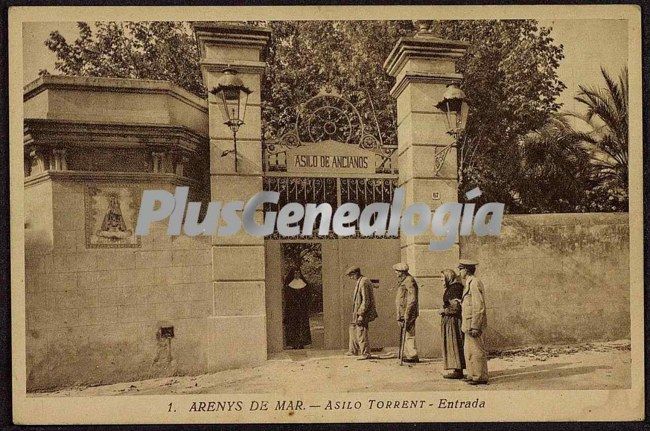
[345,266,378,360]
[393,263,419,363]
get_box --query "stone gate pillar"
[194,23,271,370]
[384,31,468,357]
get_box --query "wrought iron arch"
[263,85,396,173]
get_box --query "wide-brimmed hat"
[345,266,360,275]
[458,259,478,269]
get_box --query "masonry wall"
[25,180,213,391]
[449,213,630,353]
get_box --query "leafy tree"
[42,22,205,97]
[434,20,566,209]
[261,20,414,148]
[569,67,628,211]
[515,116,594,213]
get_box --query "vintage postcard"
[9,4,644,424]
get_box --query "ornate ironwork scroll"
[433,143,454,177]
[263,85,396,173]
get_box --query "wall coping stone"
[503,212,629,226]
[24,75,208,113]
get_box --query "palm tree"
[571,67,628,209]
[517,115,593,213]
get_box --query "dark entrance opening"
[281,243,324,350]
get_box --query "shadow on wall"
[461,213,630,350]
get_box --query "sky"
[22,19,628,115]
[539,19,628,114]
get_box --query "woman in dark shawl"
[439,269,466,379]
[283,268,312,349]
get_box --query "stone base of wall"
[205,315,267,371]
[27,318,209,392]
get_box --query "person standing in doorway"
[458,259,488,385]
[393,263,419,363]
[439,268,466,379]
[283,267,312,350]
[345,266,378,360]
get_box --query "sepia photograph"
[9,4,644,424]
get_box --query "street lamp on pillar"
[431,84,469,177]
[435,84,469,138]
[211,68,252,172]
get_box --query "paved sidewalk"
[35,340,631,396]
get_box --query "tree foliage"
[570,67,628,211]
[43,20,623,214]
[42,22,205,97]
[261,20,413,147]
[516,116,594,213]
[434,20,566,209]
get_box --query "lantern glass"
[436,84,469,135]
[224,87,239,122]
[237,91,249,124]
[215,91,231,124]
[458,100,469,131]
[443,100,454,131]
[211,69,252,129]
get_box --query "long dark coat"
[284,276,312,348]
[441,276,466,370]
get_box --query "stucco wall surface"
[25,180,213,391]
[456,212,630,352]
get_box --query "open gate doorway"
[263,86,401,354]
[280,242,324,350]
[265,237,400,354]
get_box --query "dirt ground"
[35,340,631,396]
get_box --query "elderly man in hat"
[393,262,419,363]
[458,259,488,384]
[345,266,378,360]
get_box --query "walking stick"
[398,322,406,366]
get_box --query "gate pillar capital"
[194,22,270,175]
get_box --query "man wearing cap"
[458,259,488,384]
[345,266,378,360]
[393,262,419,363]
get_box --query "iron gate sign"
[285,140,377,174]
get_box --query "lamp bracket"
[433,143,454,177]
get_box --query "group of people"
[344,259,489,385]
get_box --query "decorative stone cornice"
[24,170,198,188]
[23,119,208,154]
[199,60,267,75]
[390,71,463,99]
[383,35,469,78]
[23,75,208,113]
[192,22,271,58]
